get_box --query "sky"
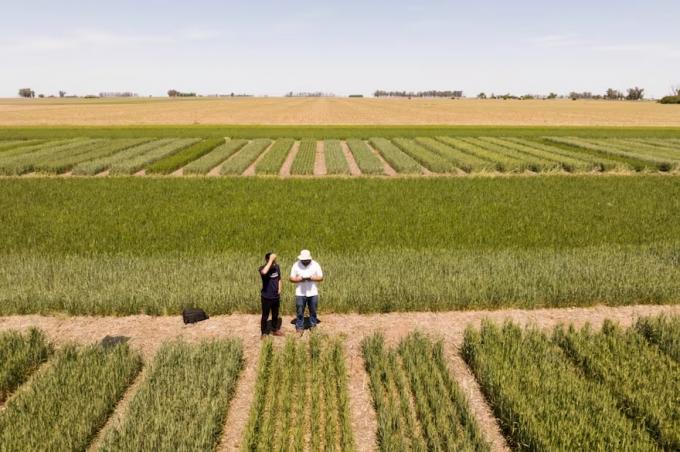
[1,0,679,98]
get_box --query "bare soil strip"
[133,169,145,176]
[87,365,150,451]
[279,140,299,177]
[216,342,261,451]
[340,141,362,176]
[95,170,109,177]
[61,171,73,177]
[443,345,509,451]
[2,304,679,451]
[365,141,397,176]
[243,140,275,176]
[314,140,326,176]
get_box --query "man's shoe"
[272,330,284,337]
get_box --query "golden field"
[0,97,678,126]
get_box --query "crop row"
[255,138,295,175]
[220,138,272,175]
[109,138,200,175]
[362,332,487,451]
[0,328,51,403]
[146,138,225,174]
[243,335,354,451]
[182,138,248,175]
[463,318,680,450]
[290,139,316,175]
[346,139,384,174]
[323,139,350,174]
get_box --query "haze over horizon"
[2,0,679,98]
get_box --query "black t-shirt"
[259,263,281,300]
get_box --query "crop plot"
[290,139,317,175]
[255,138,295,175]
[346,139,384,174]
[182,138,248,175]
[556,321,680,450]
[417,137,495,172]
[72,138,177,175]
[0,138,102,175]
[34,138,150,174]
[242,335,353,451]
[109,138,200,175]
[545,137,663,171]
[0,343,141,451]
[479,137,595,172]
[392,138,458,173]
[635,315,680,363]
[503,137,624,171]
[0,328,51,402]
[362,332,487,451]
[369,138,421,174]
[220,139,271,175]
[323,139,350,174]
[146,138,224,174]
[463,321,656,450]
[100,339,243,451]
[0,139,44,152]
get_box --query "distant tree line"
[659,85,680,104]
[569,87,644,101]
[167,90,197,97]
[100,92,138,98]
[374,90,463,98]
[285,92,335,97]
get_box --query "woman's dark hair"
[265,252,272,261]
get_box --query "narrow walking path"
[243,140,275,176]
[340,140,362,176]
[314,140,326,176]
[279,141,299,177]
[365,141,397,176]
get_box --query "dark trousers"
[261,297,280,334]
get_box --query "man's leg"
[261,297,271,335]
[309,295,319,327]
[271,298,281,334]
[295,296,305,330]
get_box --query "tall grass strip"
[146,138,225,174]
[324,140,350,175]
[0,343,141,451]
[556,321,680,450]
[109,138,200,175]
[255,138,295,175]
[100,339,243,452]
[479,137,595,172]
[417,137,496,172]
[346,139,384,174]
[369,138,421,174]
[463,321,656,451]
[0,328,51,402]
[290,139,317,175]
[220,139,271,175]
[183,139,248,175]
[392,138,457,173]
[72,139,176,175]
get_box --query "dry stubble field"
[1,97,680,126]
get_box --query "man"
[259,252,283,338]
[289,249,323,334]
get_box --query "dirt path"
[340,141,362,176]
[243,140,275,176]
[170,167,184,176]
[95,170,109,177]
[2,304,679,451]
[279,141,299,177]
[133,169,145,176]
[216,341,261,451]
[365,141,396,176]
[314,140,326,176]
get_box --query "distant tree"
[38,94,45,98]
[18,88,35,98]
[671,85,680,96]
[626,87,644,101]
[477,92,487,99]
[167,89,180,97]
[547,92,558,99]
[58,90,66,98]
[605,88,624,100]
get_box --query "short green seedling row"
[243,335,354,451]
[255,138,295,175]
[323,139,350,174]
[290,139,317,175]
[221,139,272,175]
[182,138,248,175]
[362,332,488,451]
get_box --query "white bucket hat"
[298,249,312,260]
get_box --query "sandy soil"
[365,141,396,176]
[340,141,362,176]
[314,140,326,176]
[1,98,680,126]
[2,304,679,451]
[279,141,299,177]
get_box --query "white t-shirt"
[290,260,323,297]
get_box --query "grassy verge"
[100,340,243,451]
[0,343,141,451]
[0,328,51,402]
[363,332,487,451]
[462,321,657,450]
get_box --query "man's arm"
[310,263,324,282]
[289,265,302,283]
[260,254,276,275]
[278,279,282,295]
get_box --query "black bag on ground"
[182,308,209,324]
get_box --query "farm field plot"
[0,327,51,402]
[0,342,141,451]
[0,176,679,315]
[463,321,659,450]
[362,332,487,451]
[1,135,680,177]
[243,335,354,451]
[636,315,680,363]
[100,339,243,451]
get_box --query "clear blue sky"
[2,0,679,98]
